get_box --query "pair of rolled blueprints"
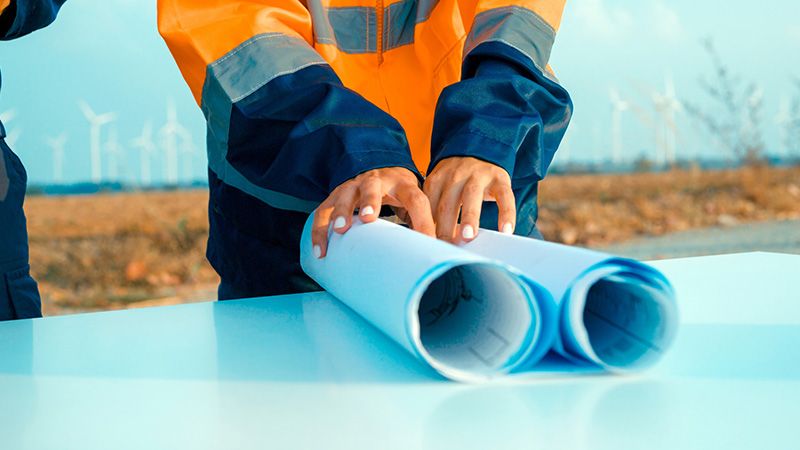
[300,216,678,382]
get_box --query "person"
[158,0,572,299]
[0,0,66,321]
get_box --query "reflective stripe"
[416,0,438,22]
[382,0,439,51]
[308,0,440,53]
[464,6,556,75]
[309,4,377,54]
[202,33,324,213]
[384,0,416,51]
[207,33,326,103]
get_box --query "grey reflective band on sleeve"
[201,33,325,213]
[207,33,327,103]
[464,6,557,75]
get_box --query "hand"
[423,156,516,243]
[312,167,435,258]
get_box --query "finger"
[423,175,444,228]
[490,181,517,234]
[311,204,334,258]
[458,178,487,242]
[393,207,412,226]
[330,184,359,234]
[395,183,435,237]
[357,174,382,223]
[435,182,464,243]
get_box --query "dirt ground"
[23,165,800,316]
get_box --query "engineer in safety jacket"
[158,0,573,299]
[0,0,66,321]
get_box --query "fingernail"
[360,205,375,216]
[502,222,514,234]
[462,225,475,240]
[333,216,347,229]
[313,245,322,259]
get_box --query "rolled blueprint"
[300,217,555,381]
[461,230,679,372]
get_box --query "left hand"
[423,156,516,243]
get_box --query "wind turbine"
[131,121,157,186]
[775,98,790,157]
[159,99,191,186]
[609,88,629,164]
[104,128,125,182]
[45,133,68,183]
[78,100,116,184]
[180,134,196,183]
[557,121,576,168]
[652,76,681,166]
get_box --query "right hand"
[311,167,436,258]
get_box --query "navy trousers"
[209,168,542,301]
[0,137,42,321]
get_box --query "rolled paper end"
[564,263,679,371]
[409,263,543,381]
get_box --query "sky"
[0,0,798,184]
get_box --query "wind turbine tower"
[775,98,791,157]
[160,100,191,186]
[104,128,125,182]
[180,134,196,183]
[609,88,629,164]
[652,76,681,166]
[78,100,116,183]
[131,121,157,186]
[45,133,68,183]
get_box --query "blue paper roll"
[300,215,556,381]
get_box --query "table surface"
[1,252,798,450]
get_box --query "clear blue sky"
[0,0,798,184]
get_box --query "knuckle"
[426,173,443,187]
[405,190,428,207]
[463,180,483,197]
[500,203,516,215]
[362,171,380,183]
[312,228,327,241]
[436,199,450,216]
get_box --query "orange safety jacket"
[158,0,572,213]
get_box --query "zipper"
[376,0,384,64]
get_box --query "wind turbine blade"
[77,100,97,120]
[6,128,22,147]
[97,112,117,125]
[609,87,621,104]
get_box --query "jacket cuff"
[428,131,516,177]
[330,148,423,192]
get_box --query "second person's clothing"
[0,0,66,320]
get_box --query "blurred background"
[0,0,798,315]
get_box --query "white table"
[1,252,798,449]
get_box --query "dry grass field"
[24,165,800,315]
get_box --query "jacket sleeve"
[158,0,420,213]
[428,1,573,184]
[0,0,65,40]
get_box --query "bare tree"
[684,38,766,163]
[789,78,800,158]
